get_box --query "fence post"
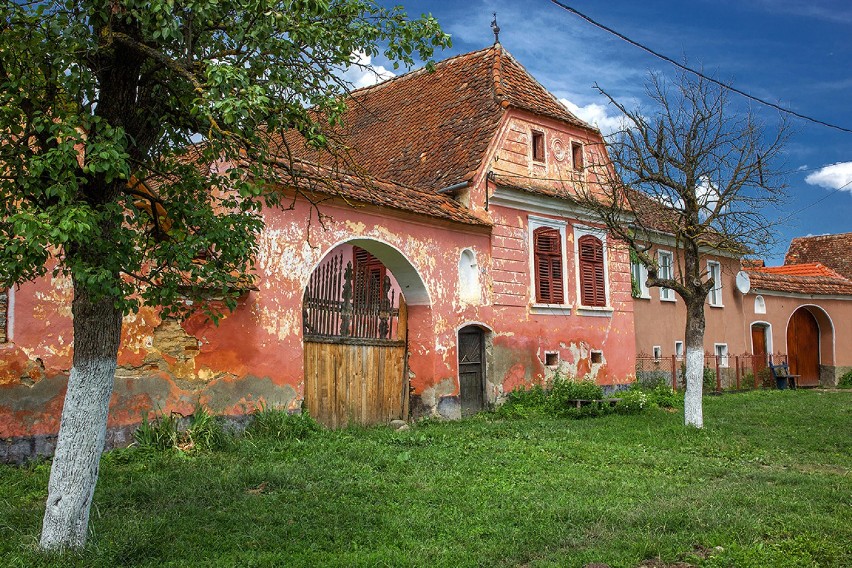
[735,355,740,390]
[715,355,721,393]
[753,355,759,389]
[671,355,677,392]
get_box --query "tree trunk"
[683,298,706,428]
[40,278,123,550]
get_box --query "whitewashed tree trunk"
[40,281,122,550]
[683,299,706,428]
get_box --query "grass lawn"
[1,389,850,567]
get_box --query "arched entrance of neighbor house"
[302,239,430,428]
[787,306,832,387]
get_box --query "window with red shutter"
[533,227,564,304]
[578,235,606,307]
[353,247,386,306]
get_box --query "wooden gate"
[303,251,408,428]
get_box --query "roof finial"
[491,12,500,44]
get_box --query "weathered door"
[458,326,485,416]
[303,251,408,428]
[787,308,820,386]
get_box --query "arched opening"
[458,249,480,303]
[786,306,834,387]
[302,240,432,427]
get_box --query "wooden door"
[458,326,485,416]
[751,324,768,372]
[787,308,820,386]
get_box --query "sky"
[357,0,852,266]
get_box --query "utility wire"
[549,0,852,134]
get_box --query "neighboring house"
[1,43,637,456]
[745,234,852,386]
[629,218,852,386]
[626,190,750,372]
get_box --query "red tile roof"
[746,270,852,296]
[751,262,845,278]
[257,157,489,227]
[784,232,852,280]
[280,44,593,192]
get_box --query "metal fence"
[635,353,789,392]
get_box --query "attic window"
[532,131,545,162]
[572,141,584,170]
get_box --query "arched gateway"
[302,240,428,427]
[787,306,834,387]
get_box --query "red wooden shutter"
[533,227,564,304]
[578,235,605,307]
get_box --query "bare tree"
[580,70,789,428]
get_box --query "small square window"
[714,343,729,368]
[675,341,684,359]
[532,131,545,162]
[590,350,603,365]
[652,346,662,362]
[545,352,560,367]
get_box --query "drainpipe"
[436,181,469,195]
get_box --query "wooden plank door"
[458,326,485,416]
[787,308,820,386]
[751,324,768,372]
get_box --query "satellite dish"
[735,271,751,294]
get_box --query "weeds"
[133,404,227,454]
[245,404,322,440]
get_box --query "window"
[658,250,675,301]
[714,343,729,368]
[532,130,545,162]
[571,141,584,170]
[653,346,662,361]
[630,259,649,299]
[707,260,722,307]
[675,341,684,359]
[545,352,559,367]
[578,235,606,307]
[0,288,6,343]
[533,226,564,304]
[590,350,603,365]
[754,295,766,314]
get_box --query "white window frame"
[707,260,723,307]
[658,250,675,302]
[675,341,684,359]
[714,343,729,368]
[754,295,766,314]
[652,345,662,362]
[528,215,570,312]
[573,224,611,314]
[630,259,650,299]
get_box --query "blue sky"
[362,0,852,266]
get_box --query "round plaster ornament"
[551,137,566,161]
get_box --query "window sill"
[709,303,724,309]
[632,294,651,300]
[660,297,677,303]
[576,306,613,317]
[530,304,572,316]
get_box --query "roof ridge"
[347,46,496,99]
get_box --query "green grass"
[2,390,850,567]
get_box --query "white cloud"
[805,162,852,193]
[559,99,624,135]
[341,51,395,90]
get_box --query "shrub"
[496,383,549,419]
[645,383,680,408]
[246,404,322,440]
[838,370,852,389]
[615,389,648,414]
